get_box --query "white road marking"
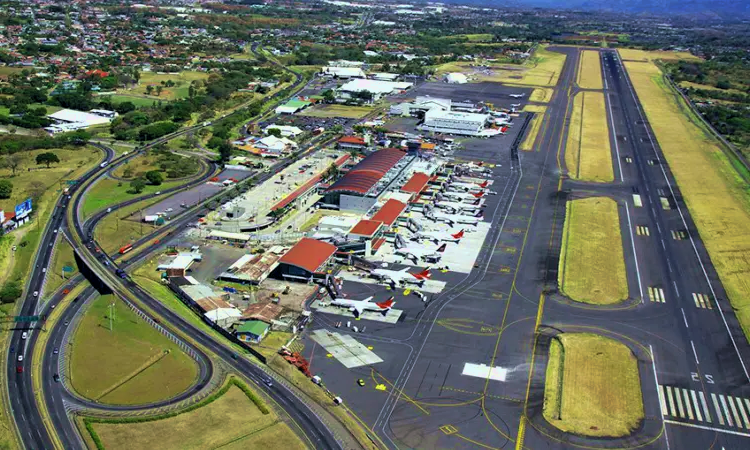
[683,388,695,420]
[664,419,750,438]
[700,391,712,423]
[650,345,672,450]
[658,385,669,416]
[735,396,750,429]
[728,396,743,429]
[712,393,725,425]
[673,281,680,297]
[625,203,644,302]
[681,308,689,328]
[720,395,734,427]
[675,388,686,418]
[605,90,624,182]
[691,340,700,365]
[691,390,703,422]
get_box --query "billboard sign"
[14,198,32,220]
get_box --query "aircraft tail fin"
[452,230,465,239]
[376,297,395,309]
[437,243,447,253]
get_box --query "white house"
[255,136,298,154]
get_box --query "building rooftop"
[242,302,283,323]
[349,219,383,237]
[279,238,337,274]
[237,320,270,336]
[326,148,405,195]
[400,172,431,195]
[370,199,407,227]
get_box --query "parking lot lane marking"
[712,393,725,425]
[666,386,676,416]
[697,392,712,423]
[735,396,750,429]
[683,389,694,420]
[658,385,669,416]
[728,396,743,429]
[720,395,734,427]
[675,387,686,418]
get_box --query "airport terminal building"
[418,109,490,136]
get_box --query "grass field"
[529,87,553,103]
[117,71,210,101]
[678,81,747,97]
[81,177,181,218]
[618,49,701,62]
[622,52,750,341]
[565,91,614,182]
[520,105,547,151]
[111,153,164,179]
[543,333,644,436]
[69,294,198,405]
[90,381,305,450]
[93,195,165,254]
[45,237,78,296]
[559,197,628,304]
[299,104,373,119]
[577,50,603,90]
[0,147,101,214]
[99,94,158,108]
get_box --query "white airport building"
[419,109,490,136]
[44,109,118,134]
[336,79,412,102]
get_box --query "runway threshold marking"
[671,229,688,240]
[692,293,713,309]
[648,286,666,303]
[663,386,750,431]
[636,225,650,236]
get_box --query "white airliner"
[329,296,395,318]
[510,93,525,98]
[447,179,490,191]
[442,190,486,201]
[395,241,447,264]
[435,198,484,213]
[429,209,482,226]
[416,229,464,244]
[370,267,431,287]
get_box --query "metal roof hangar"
[323,148,413,213]
[275,238,337,281]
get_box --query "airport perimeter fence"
[166,280,268,364]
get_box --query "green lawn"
[81,177,182,218]
[69,294,199,405]
[45,237,78,297]
[101,94,159,108]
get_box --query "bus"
[119,244,133,255]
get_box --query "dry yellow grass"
[529,87,553,103]
[622,54,750,341]
[559,197,628,304]
[299,104,373,119]
[520,105,546,151]
[577,50,603,90]
[543,333,644,437]
[565,91,614,182]
[92,385,303,450]
[618,48,701,62]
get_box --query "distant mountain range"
[454,0,750,19]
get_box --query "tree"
[145,85,154,95]
[130,178,146,194]
[218,142,233,163]
[122,166,133,178]
[36,152,60,168]
[0,281,22,304]
[145,170,163,185]
[322,89,336,103]
[1,154,24,176]
[267,128,282,138]
[0,180,12,199]
[155,85,163,96]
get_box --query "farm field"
[622,52,750,342]
[543,333,644,437]
[69,294,198,405]
[299,104,373,119]
[565,91,614,182]
[558,197,628,305]
[88,381,305,450]
[577,50,603,90]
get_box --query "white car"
[33,291,38,297]
[165,207,174,212]
[42,268,46,273]
[17,355,23,362]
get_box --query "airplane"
[442,190,486,201]
[370,267,432,287]
[448,179,490,190]
[428,209,483,227]
[394,240,447,264]
[328,296,396,318]
[435,198,484,213]
[509,93,525,98]
[415,229,465,244]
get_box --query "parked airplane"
[370,267,432,287]
[329,296,396,318]
[435,198,484,213]
[416,229,464,244]
[448,179,490,190]
[442,190,486,201]
[428,209,482,227]
[510,93,525,98]
[394,239,447,264]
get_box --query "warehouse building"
[274,238,337,281]
[322,66,366,79]
[44,108,117,134]
[419,109,489,136]
[445,72,468,84]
